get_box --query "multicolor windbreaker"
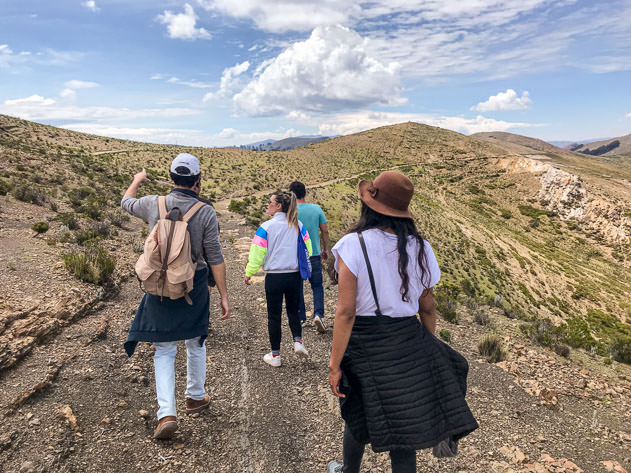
[245,212,312,277]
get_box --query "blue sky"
[1,0,630,146]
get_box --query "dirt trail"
[213,164,410,213]
[0,205,630,473]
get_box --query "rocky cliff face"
[497,157,631,244]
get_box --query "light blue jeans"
[153,337,206,420]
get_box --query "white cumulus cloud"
[204,61,250,102]
[232,26,404,116]
[471,89,532,112]
[157,4,211,40]
[626,112,631,118]
[81,1,99,12]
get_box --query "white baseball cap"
[170,153,201,176]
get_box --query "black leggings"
[264,272,302,351]
[342,424,416,473]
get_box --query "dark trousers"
[265,272,302,351]
[298,255,324,321]
[342,424,416,473]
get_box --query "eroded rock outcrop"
[497,157,631,244]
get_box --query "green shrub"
[500,209,512,219]
[31,221,49,234]
[523,318,562,347]
[473,309,490,326]
[68,186,96,206]
[609,336,631,364]
[228,199,248,214]
[438,329,452,342]
[518,205,554,219]
[478,334,507,363]
[437,298,459,324]
[107,210,130,228]
[56,212,79,230]
[12,184,48,206]
[553,344,571,358]
[74,221,110,245]
[0,179,11,196]
[62,243,115,285]
[561,317,598,350]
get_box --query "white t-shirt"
[332,228,441,317]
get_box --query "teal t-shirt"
[297,203,327,256]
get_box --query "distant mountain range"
[563,134,631,156]
[472,131,631,157]
[238,135,333,151]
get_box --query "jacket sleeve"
[120,195,157,223]
[245,226,268,277]
[300,224,313,257]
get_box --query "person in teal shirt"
[289,181,330,333]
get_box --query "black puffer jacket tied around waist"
[339,315,478,452]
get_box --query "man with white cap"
[121,152,231,440]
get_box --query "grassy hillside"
[1,114,630,364]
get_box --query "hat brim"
[358,179,413,219]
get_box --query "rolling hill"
[1,113,630,368]
[471,131,569,155]
[1,113,631,472]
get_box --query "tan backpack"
[135,196,206,304]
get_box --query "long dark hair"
[348,203,430,302]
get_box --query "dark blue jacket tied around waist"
[124,267,210,357]
[339,315,478,453]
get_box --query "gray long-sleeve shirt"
[121,193,224,269]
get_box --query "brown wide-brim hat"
[358,171,414,218]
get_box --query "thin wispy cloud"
[166,77,214,89]
[0,94,200,121]
[157,4,211,40]
[81,1,99,13]
[0,45,82,68]
[472,89,532,112]
[65,80,99,89]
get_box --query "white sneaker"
[327,461,343,473]
[263,352,281,367]
[314,316,327,333]
[293,341,309,357]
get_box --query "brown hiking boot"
[153,416,177,440]
[185,394,211,415]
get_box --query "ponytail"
[287,192,298,235]
[272,191,299,234]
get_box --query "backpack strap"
[158,196,167,220]
[358,232,383,316]
[182,201,206,223]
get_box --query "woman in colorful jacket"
[244,191,312,367]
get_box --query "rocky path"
[0,206,630,473]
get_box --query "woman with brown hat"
[326,171,478,473]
